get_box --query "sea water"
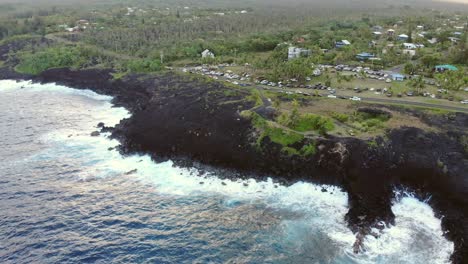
[0,80,453,263]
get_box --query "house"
[201,49,215,59]
[387,29,395,36]
[402,49,416,57]
[397,34,409,41]
[356,52,375,61]
[403,43,417,49]
[76,19,89,25]
[373,31,383,38]
[448,37,460,43]
[391,73,405,81]
[373,25,383,31]
[288,47,311,60]
[435,64,458,72]
[454,32,463,37]
[428,38,438,44]
[416,25,424,30]
[66,27,78,32]
[335,40,351,48]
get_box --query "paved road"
[255,85,468,113]
[359,97,468,113]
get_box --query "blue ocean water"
[0,80,453,263]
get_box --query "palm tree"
[409,75,426,95]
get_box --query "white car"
[350,96,362,101]
[461,100,468,104]
[327,95,337,99]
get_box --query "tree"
[324,74,332,87]
[420,54,439,69]
[403,62,416,75]
[435,70,467,91]
[289,99,300,127]
[409,75,426,95]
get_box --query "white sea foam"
[0,80,113,101]
[355,194,454,264]
[16,80,454,263]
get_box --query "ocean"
[0,80,453,263]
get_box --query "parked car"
[461,100,468,104]
[350,96,362,101]
[327,95,337,99]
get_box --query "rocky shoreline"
[1,68,467,263]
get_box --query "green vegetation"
[367,139,379,148]
[241,110,306,156]
[300,142,317,156]
[16,46,96,75]
[261,126,304,147]
[277,100,335,135]
[331,112,350,123]
[350,111,390,132]
[247,89,263,107]
[290,114,335,134]
[124,59,162,73]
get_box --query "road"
[358,97,468,113]
[252,85,468,113]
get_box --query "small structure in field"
[403,43,417,49]
[335,40,351,48]
[288,47,311,60]
[356,52,375,61]
[391,73,405,81]
[201,49,215,59]
[397,34,409,41]
[435,64,458,72]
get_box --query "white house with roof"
[403,43,417,49]
[288,47,311,60]
[398,34,409,41]
[201,49,215,59]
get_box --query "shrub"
[291,114,335,135]
[331,112,349,122]
[300,142,317,156]
[263,126,304,146]
[16,46,90,75]
[125,58,162,73]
